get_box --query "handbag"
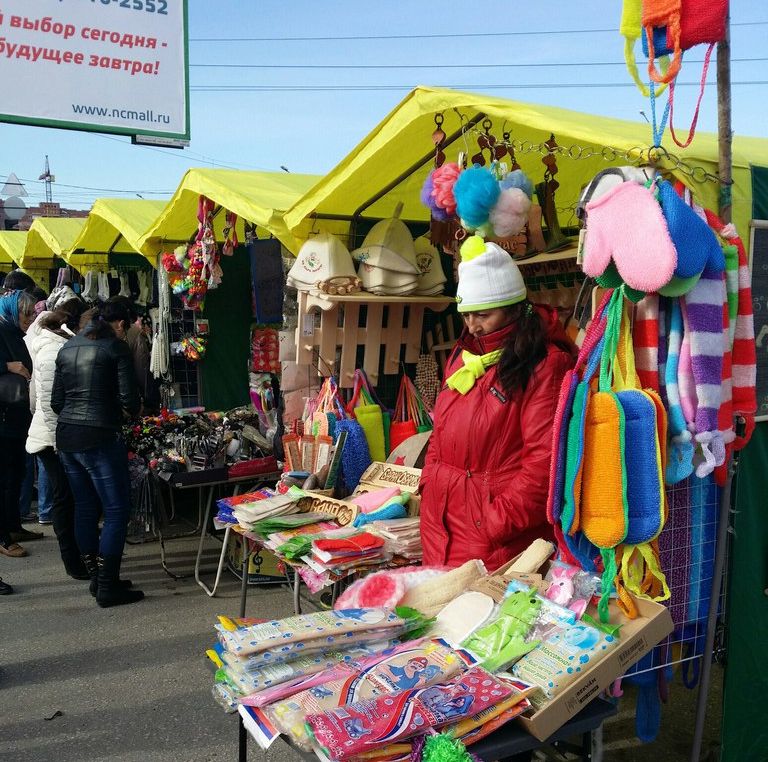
[389,375,434,453]
[346,370,387,462]
[0,372,28,406]
[0,329,30,407]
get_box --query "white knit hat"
[455,236,526,313]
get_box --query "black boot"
[81,554,133,597]
[63,553,90,581]
[96,555,144,608]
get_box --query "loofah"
[583,182,677,292]
[489,187,531,238]
[658,181,725,278]
[500,168,534,199]
[431,163,462,217]
[454,166,501,230]
[420,171,449,222]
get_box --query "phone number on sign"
[91,0,168,15]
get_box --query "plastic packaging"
[265,639,475,750]
[543,560,602,619]
[305,667,512,760]
[461,590,542,672]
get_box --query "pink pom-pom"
[489,187,531,238]
[431,162,462,217]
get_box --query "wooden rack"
[295,290,452,388]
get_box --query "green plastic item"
[461,590,542,672]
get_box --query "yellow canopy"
[138,168,320,257]
[23,217,86,269]
[0,230,27,266]
[286,86,768,246]
[0,231,49,290]
[68,198,168,268]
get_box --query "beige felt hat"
[413,236,446,296]
[286,232,357,290]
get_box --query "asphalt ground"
[0,522,723,762]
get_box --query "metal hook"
[309,213,321,236]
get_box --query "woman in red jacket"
[420,237,576,571]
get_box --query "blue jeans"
[59,438,132,558]
[36,458,52,522]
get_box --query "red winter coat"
[419,305,576,571]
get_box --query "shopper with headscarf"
[51,299,144,607]
[25,298,91,580]
[0,290,39,558]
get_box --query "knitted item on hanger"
[664,299,695,484]
[119,273,131,298]
[582,182,677,293]
[723,245,739,347]
[677,301,697,428]
[682,270,726,476]
[633,295,660,392]
[703,210,757,449]
[658,180,724,278]
[98,272,110,301]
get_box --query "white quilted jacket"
[24,316,73,453]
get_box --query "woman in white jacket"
[25,298,90,579]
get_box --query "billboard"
[0,0,189,141]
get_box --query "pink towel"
[352,487,401,514]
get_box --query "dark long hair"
[82,299,133,340]
[497,301,572,395]
[40,298,88,337]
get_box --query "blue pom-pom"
[500,169,534,199]
[454,166,500,229]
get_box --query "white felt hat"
[350,215,419,276]
[286,232,357,290]
[413,237,446,296]
[455,236,526,313]
[359,261,419,295]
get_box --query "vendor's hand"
[6,361,30,380]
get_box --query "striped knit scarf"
[633,295,661,391]
[664,299,694,483]
[681,270,727,477]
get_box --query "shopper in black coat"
[0,290,39,558]
[52,299,144,607]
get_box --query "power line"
[1,175,173,194]
[189,20,768,42]
[190,80,768,93]
[94,133,274,173]
[189,56,768,70]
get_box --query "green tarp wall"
[721,422,768,761]
[199,247,252,412]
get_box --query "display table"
[243,697,616,762]
[182,470,281,595]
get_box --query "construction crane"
[38,155,55,203]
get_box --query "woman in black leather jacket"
[0,290,38,560]
[51,299,144,608]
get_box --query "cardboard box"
[518,595,672,740]
[226,533,284,585]
[472,555,673,741]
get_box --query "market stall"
[0,230,36,285]
[200,75,763,762]
[21,216,86,291]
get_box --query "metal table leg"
[293,567,302,615]
[238,716,247,762]
[239,541,250,618]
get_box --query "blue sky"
[1,0,766,210]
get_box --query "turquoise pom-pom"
[454,166,500,229]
